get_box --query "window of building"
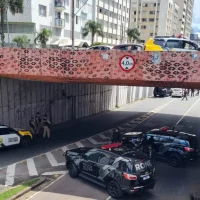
[65,0,69,6]
[39,5,47,17]
[141,25,146,29]
[99,7,103,13]
[76,0,80,8]
[134,11,136,15]
[64,13,69,23]
[76,16,79,24]
[15,8,23,13]
[150,11,155,14]
[142,18,147,22]
[150,33,154,36]
[149,18,154,22]
[143,3,148,7]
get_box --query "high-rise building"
[4,0,94,47]
[130,0,180,43]
[130,0,194,43]
[174,0,194,38]
[94,0,130,45]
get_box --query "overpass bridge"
[0,48,199,88]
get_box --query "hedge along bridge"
[0,48,200,88]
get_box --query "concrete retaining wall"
[0,78,153,129]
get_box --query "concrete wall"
[0,78,153,129]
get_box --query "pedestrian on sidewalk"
[182,89,188,101]
[29,117,36,136]
[191,89,195,97]
[111,128,122,143]
[43,114,51,139]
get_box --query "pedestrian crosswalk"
[0,101,172,187]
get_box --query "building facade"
[130,0,180,43]
[130,0,193,43]
[94,0,130,45]
[174,0,194,38]
[4,0,94,47]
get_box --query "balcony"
[55,18,65,28]
[55,0,65,11]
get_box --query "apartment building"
[94,0,130,45]
[130,0,180,43]
[4,0,94,47]
[174,0,194,38]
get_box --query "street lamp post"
[71,0,75,49]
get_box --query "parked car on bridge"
[145,36,200,52]
[0,125,33,148]
[88,45,111,50]
[113,44,144,51]
[64,147,156,199]
[171,88,183,97]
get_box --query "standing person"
[111,128,122,143]
[191,89,195,97]
[43,114,51,139]
[196,89,199,96]
[29,117,36,136]
[35,112,42,135]
[182,89,188,101]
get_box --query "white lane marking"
[75,141,84,147]
[27,172,68,200]
[27,158,38,176]
[98,133,110,140]
[5,164,16,186]
[61,146,69,152]
[41,171,66,176]
[87,137,98,145]
[106,196,112,200]
[176,97,200,125]
[45,152,60,167]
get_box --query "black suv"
[154,87,172,97]
[64,147,156,199]
[146,127,200,167]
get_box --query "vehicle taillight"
[184,147,194,152]
[123,173,137,181]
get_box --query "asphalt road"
[23,95,200,200]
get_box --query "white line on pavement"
[45,152,60,167]
[27,172,68,200]
[61,146,69,152]
[87,137,98,145]
[75,141,84,147]
[41,171,66,176]
[98,133,110,140]
[5,164,16,186]
[176,97,200,125]
[27,158,38,176]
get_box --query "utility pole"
[71,0,75,49]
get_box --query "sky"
[192,0,200,33]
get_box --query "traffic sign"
[119,55,136,72]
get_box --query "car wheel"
[107,180,123,199]
[20,136,31,148]
[168,154,182,167]
[69,162,79,178]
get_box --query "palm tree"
[0,0,24,47]
[82,20,104,45]
[126,28,140,43]
[34,28,52,48]
[13,35,30,47]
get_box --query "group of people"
[182,89,199,101]
[29,112,51,139]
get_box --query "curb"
[7,177,46,200]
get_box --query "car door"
[80,151,104,177]
[0,128,20,147]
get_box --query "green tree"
[126,28,140,43]
[13,35,30,47]
[0,0,24,47]
[34,28,52,48]
[82,20,104,45]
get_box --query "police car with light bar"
[0,125,33,148]
[64,147,156,199]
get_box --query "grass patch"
[0,178,40,200]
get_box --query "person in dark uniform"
[191,89,195,97]
[29,117,36,135]
[182,89,188,101]
[111,128,122,143]
[35,112,42,135]
[43,114,51,139]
